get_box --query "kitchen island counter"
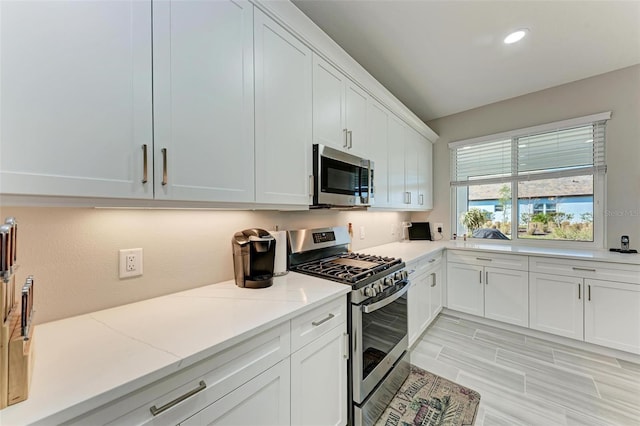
[1,273,350,425]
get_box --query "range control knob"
[402,270,409,280]
[374,282,384,293]
[383,277,394,287]
[394,271,403,281]
[363,287,376,297]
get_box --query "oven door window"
[321,156,361,196]
[361,291,408,380]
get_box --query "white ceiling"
[292,0,640,122]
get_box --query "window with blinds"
[449,112,609,246]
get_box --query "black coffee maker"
[232,228,276,288]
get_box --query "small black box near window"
[408,222,432,240]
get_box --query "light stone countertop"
[0,273,350,425]
[3,238,638,425]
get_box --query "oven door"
[351,280,409,403]
[313,144,373,206]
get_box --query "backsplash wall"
[0,206,410,324]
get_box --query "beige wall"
[417,65,640,248]
[0,205,409,323]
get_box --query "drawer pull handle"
[150,380,206,416]
[428,258,436,263]
[476,257,492,262]
[312,313,335,327]
[572,267,596,272]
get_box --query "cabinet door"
[152,0,254,202]
[345,80,368,156]
[484,267,529,327]
[408,272,431,347]
[429,265,443,320]
[404,129,420,208]
[446,263,484,316]
[180,359,290,426]
[529,273,583,340]
[312,55,346,152]
[0,0,152,199]
[254,10,312,206]
[291,325,348,426]
[584,279,640,355]
[367,99,390,207]
[418,139,433,210]
[387,115,407,207]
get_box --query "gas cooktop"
[293,252,402,284]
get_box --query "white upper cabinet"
[387,115,407,207]
[312,55,368,157]
[254,9,312,206]
[418,138,433,210]
[0,0,153,199]
[367,99,391,207]
[152,0,254,202]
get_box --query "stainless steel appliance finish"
[312,144,374,208]
[287,226,409,426]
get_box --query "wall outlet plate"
[434,223,444,233]
[119,248,143,278]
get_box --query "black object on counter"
[609,248,638,254]
[232,228,276,288]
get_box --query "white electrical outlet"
[360,226,366,239]
[119,248,143,278]
[434,223,444,233]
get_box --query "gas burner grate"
[294,252,402,284]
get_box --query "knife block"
[7,310,34,406]
[0,303,34,408]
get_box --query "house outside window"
[450,113,609,247]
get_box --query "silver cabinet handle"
[573,267,596,272]
[476,257,493,262]
[343,332,349,359]
[343,129,348,148]
[428,258,436,263]
[347,130,353,149]
[485,271,489,285]
[142,144,148,184]
[312,313,334,326]
[479,270,482,284]
[588,284,591,301]
[150,380,206,416]
[419,194,424,205]
[578,283,581,300]
[409,192,412,204]
[309,175,314,197]
[430,272,436,287]
[161,148,168,186]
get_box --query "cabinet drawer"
[447,250,527,271]
[67,322,290,426]
[414,251,444,276]
[291,296,346,352]
[529,256,640,284]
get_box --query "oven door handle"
[361,282,409,314]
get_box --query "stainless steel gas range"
[288,226,410,426]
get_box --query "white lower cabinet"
[446,251,529,328]
[530,271,640,355]
[291,325,348,426]
[180,359,291,426]
[408,253,444,346]
[65,296,348,426]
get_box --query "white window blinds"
[450,113,609,186]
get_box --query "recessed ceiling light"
[504,29,528,44]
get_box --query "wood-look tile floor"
[410,314,640,426]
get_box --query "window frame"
[449,112,609,249]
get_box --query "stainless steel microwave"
[312,144,374,208]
